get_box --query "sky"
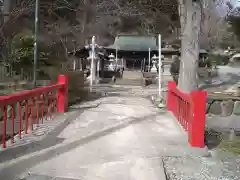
[218,0,240,16]
[234,0,240,7]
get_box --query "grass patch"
[218,138,240,155]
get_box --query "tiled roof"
[105,35,159,51]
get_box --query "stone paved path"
[1,84,239,180]
[0,95,195,180]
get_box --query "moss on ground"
[218,138,240,155]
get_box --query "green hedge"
[208,54,230,66]
[41,66,89,104]
[67,71,89,104]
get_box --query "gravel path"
[163,153,240,180]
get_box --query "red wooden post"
[2,107,7,148]
[167,81,176,111]
[57,75,68,112]
[188,90,207,148]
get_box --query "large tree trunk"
[178,0,201,93]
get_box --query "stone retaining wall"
[207,99,240,116]
[154,89,240,117]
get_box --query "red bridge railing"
[0,75,68,148]
[167,81,207,148]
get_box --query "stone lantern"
[108,53,115,60]
[108,53,115,71]
[151,54,158,73]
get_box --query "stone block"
[233,101,240,115]
[207,98,214,104]
[221,100,234,116]
[198,67,208,78]
[206,103,210,114]
[209,101,222,115]
[163,65,171,76]
[211,68,218,77]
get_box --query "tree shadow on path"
[0,113,158,180]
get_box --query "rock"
[221,100,234,116]
[209,101,222,115]
[233,101,240,115]
[211,79,223,85]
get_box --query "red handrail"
[0,84,62,106]
[0,75,68,149]
[167,81,207,148]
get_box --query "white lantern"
[151,54,158,72]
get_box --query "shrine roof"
[104,35,159,52]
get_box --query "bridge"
[0,73,212,180]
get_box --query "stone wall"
[207,98,240,116]
[160,90,240,117]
